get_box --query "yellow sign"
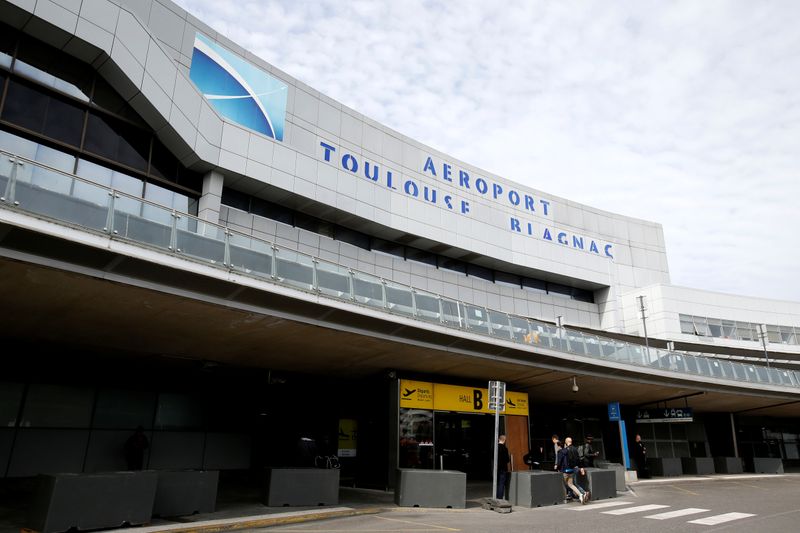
[400,380,529,416]
[399,380,434,409]
[337,418,357,457]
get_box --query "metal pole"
[492,396,500,500]
[730,412,739,458]
[758,324,771,369]
[638,296,650,359]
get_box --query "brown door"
[505,416,530,471]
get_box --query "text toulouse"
[319,142,613,258]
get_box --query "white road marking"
[570,500,634,511]
[645,508,709,520]
[603,504,670,515]
[688,512,756,525]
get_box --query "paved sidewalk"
[6,474,796,533]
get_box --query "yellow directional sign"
[400,380,529,416]
[399,380,434,409]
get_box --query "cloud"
[174,0,800,302]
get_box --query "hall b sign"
[636,408,694,423]
[400,379,529,416]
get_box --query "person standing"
[557,437,589,504]
[633,434,648,479]
[551,434,562,470]
[124,426,149,470]
[496,434,511,500]
[579,435,600,468]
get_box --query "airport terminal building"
[1,0,799,494]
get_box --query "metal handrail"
[1,149,798,390]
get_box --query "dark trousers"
[496,470,509,499]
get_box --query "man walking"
[557,437,589,504]
[496,434,511,500]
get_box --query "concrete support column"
[198,170,224,224]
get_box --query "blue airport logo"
[190,33,288,141]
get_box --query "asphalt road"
[264,475,800,533]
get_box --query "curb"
[106,507,386,533]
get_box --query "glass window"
[0,382,24,427]
[721,320,737,339]
[692,316,710,336]
[0,23,15,70]
[670,424,687,440]
[779,326,796,345]
[736,321,754,341]
[707,317,723,337]
[679,314,695,335]
[149,138,178,182]
[221,187,250,211]
[494,271,521,289]
[296,213,333,238]
[399,408,433,469]
[336,226,370,250]
[176,166,203,194]
[406,247,436,266]
[93,389,156,429]
[154,392,204,429]
[1,80,84,146]
[91,77,146,126]
[20,384,94,428]
[547,283,572,298]
[251,196,293,224]
[438,256,466,274]
[14,35,92,101]
[766,325,781,343]
[522,277,547,293]
[371,238,404,258]
[84,111,150,171]
[466,263,493,282]
[572,287,594,303]
[654,424,671,440]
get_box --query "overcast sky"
[174,0,800,303]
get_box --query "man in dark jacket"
[579,435,600,467]
[633,434,648,479]
[557,437,589,504]
[496,434,511,500]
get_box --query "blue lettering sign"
[442,163,452,182]
[320,141,336,162]
[342,153,358,173]
[423,157,436,176]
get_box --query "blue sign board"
[608,401,621,421]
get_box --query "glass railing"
[2,150,799,390]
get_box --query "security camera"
[571,377,579,393]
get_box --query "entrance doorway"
[434,413,529,479]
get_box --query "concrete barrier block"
[153,470,219,517]
[27,471,157,533]
[509,471,565,507]
[395,469,466,509]
[714,457,743,474]
[646,458,682,477]
[264,468,339,506]
[681,457,715,475]
[751,457,784,474]
[595,462,626,492]
[577,468,616,500]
